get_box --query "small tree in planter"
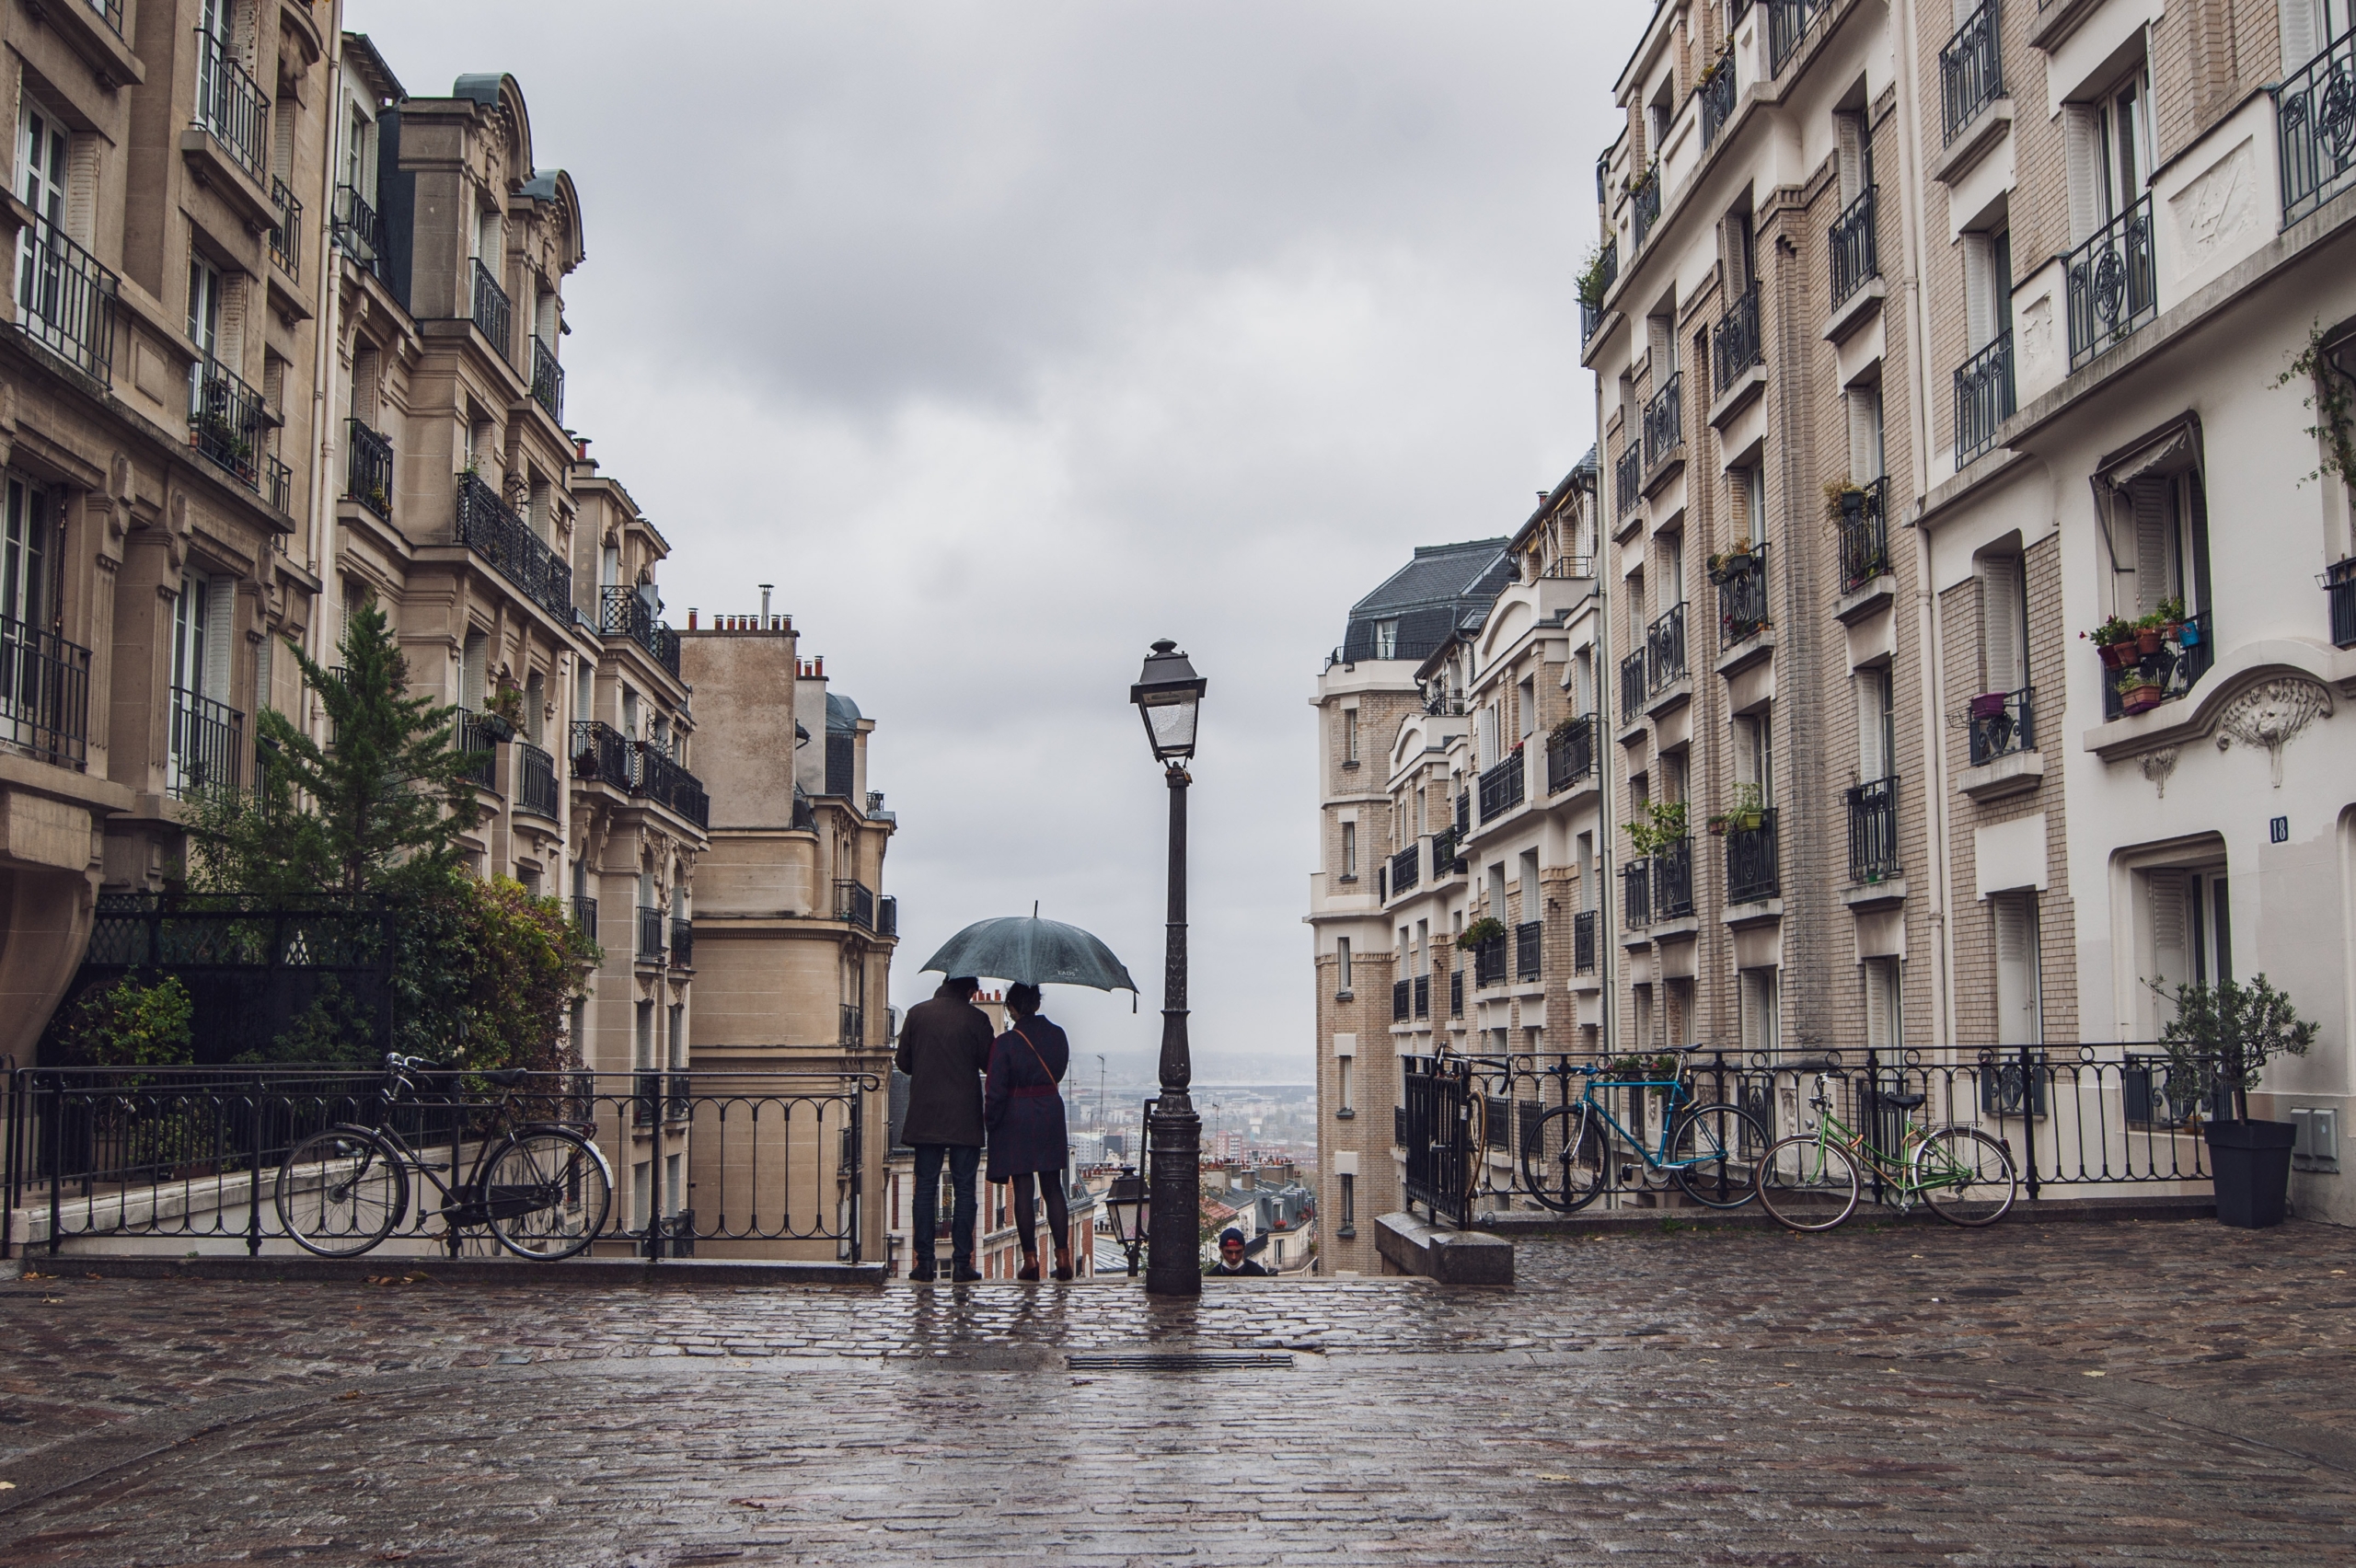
[1576,242,1612,312]
[1624,799,1688,858]
[1822,478,1871,525]
[1458,916,1507,949]
[2154,974,2317,1228]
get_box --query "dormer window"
[1373,618,1399,659]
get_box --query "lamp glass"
[1138,695,1198,759]
[1106,1169,1146,1243]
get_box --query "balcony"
[1573,910,1598,974]
[1619,649,1648,719]
[1413,974,1430,1020]
[569,719,634,789]
[2101,612,2214,721]
[2281,25,2356,226]
[1392,978,1411,1022]
[530,336,564,423]
[637,744,710,827]
[1472,934,1507,988]
[1727,811,1779,905]
[1613,444,1641,517]
[1622,860,1652,928]
[2327,559,2356,650]
[192,30,269,184]
[188,357,266,491]
[1477,751,1525,821]
[879,894,899,939]
[167,686,241,799]
[0,616,90,771]
[1767,0,1827,77]
[453,709,499,790]
[1646,601,1687,692]
[1953,332,2015,470]
[637,905,665,964]
[470,257,513,357]
[2065,196,2155,372]
[1454,789,1471,836]
[1430,825,1464,877]
[1630,163,1661,251]
[1829,185,1878,308]
[268,177,301,282]
[1389,843,1420,896]
[1653,836,1695,920]
[1836,478,1890,592]
[456,471,576,623]
[1710,286,1761,395]
[332,184,386,277]
[16,220,118,384]
[1715,546,1770,648]
[601,584,683,677]
[1940,0,2004,146]
[1698,47,1737,150]
[1846,778,1898,883]
[346,418,392,519]
[516,739,558,818]
[669,917,695,971]
[1546,715,1596,794]
[839,1005,865,1047]
[836,879,877,930]
[1514,921,1542,983]
[571,894,597,943]
[1967,686,2035,765]
[1642,371,1682,473]
[1449,970,1463,1019]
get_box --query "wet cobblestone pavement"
[2,1217,2352,1564]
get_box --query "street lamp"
[1104,1165,1148,1277]
[1130,639,1206,1297]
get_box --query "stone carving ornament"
[2212,676,2332,787]
[2138,745,2179,798]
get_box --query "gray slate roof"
[1337,538,1513,664]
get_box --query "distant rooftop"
[1335,537,1513,664]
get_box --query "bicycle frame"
[1575,1069,1707,1170]
[1798,1078,1973,1203]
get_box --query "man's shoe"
[907,1260,936,1283]
[952,1262,983,1283]
[1016,1253,1041,1282]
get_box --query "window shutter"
[2131,478,2170,614]
[2148,870,2189,1005]
[1837,113,1865,205]
[2064,104,2101,245]
[217,273,247,369]
[64,135,98,247]
[254,630,272,717]
[1980,556,2022,693]
[1847,386,1885,481]
[1865,961,1893,1049]
[2281,0,2320,74]
[1962,233,1995,352]
[1993,894,2041,1044]
[1856,674,1888,779]
[202,577,235,699]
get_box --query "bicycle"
[1519,1049,1769,1212]
[1757,1064,2017,1232]
[274,1054,615,1260]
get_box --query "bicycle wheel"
[482,1129,613,1260]
[277,1129,407,1258]
[1757,1134,1860,1232]
[1669,1102,1768,1208]
[1519,1103,1607,1214]
[1912,1127,2016,1227]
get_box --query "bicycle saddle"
[1879,1091,1927,1109]
[480,1068,533,1088]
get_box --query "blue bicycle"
[1519,1050,1768,1211]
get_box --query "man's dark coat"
[894,984,995,1147]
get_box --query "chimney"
[760,583,772,622]
[687,609,698,629]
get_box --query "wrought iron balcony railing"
[269,177,301,282]
[1390,843,1420,896]
[2280,24,2356,226]
[839,1005,865,1046]
[2328,558,2356,650]
[1830,184,1878,307]
[453,708,499,789]
[1514,921,1542,982]
[1430,824,1464,877]
[1472,934,1508,988]
[1643,371,1682,470]
[168,686,242,799]
[1393,978,1411,1022]
[470,256,511,356]
[189,357,266,490]
[1940,0,2004,146]
[570,719,634,789]
[1614,443,1642,515]
[1847,778,1899,882]
[1620,649,1648,718]
[1767,0,1827,77]
[456,471,576,622]
[637,743,710,827]
[1414,974,1430,1020]
[1699,48,1737,149]
[530,336,564,422]
[1727,810,1780,904]
[1630,162,1661,251]
[637,905,665,962]
[516,739,559,818]
[669,917,695,970]
[1953,331,2015,469]
[1711,286,1761,390]
[16,219,118,384]
[1646,601,1687,691]
[1967,686,2035,765]
[193,30,269,183]
[1477,751,1526,821]
[1573,909,1598,974]
[836,879,877,930]
[1622,859,1652,928]
[600,584,682,676]
[1449,970,1463,1019]
[346,418,392,519]
[1454,789,1471,836]
[1653,836,1697,920]
[1836,478,1890,591]
[1546,714,1596,793]
[267,453,291,513]
[571,894,597,942]
[2065,195,2155,371]
[332,184,385,276]
[2102,612,2214,721]
[0,614,91,771]
[1715,544,1771,647]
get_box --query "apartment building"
[1587,0,1937,1066]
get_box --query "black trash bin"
[2204,1120,2296,1228]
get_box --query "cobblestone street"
[1,1218,2352,1564]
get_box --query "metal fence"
[1953,330,2015,469]
[1,1066,872,1261]
[15,219,116,384]
[1939,0,2004,145]
[1829,185,1878,307]
[2065,195,2155,371]
[2278,23,2356,227]
[1711,286,1761,391]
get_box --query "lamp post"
[1104,1165,1148,1276]
[1130,638,1206,1297]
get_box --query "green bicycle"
[1758,1063,2017,1231]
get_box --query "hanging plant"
[2275,320,2356,505]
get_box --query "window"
[1735,709,1773,804]
[1730,467,1765,547]
[1722,207,1756,294]
[2066,66,2152,240]
[1518,676,1536,740]
[1992,893,2041,1044]
[1660,536,1684,608]
[2143,866,2231,1031]
[1340,821,1357,880]
[634,999,654,1070]
[1478,702,1500,768]
[1856,667,1893,782]
[668,1002,687,1070]
[15,95,66,306]
[1865,958,1902,1050]
[187,255,223,363]
[1373,619,1399,659]
[2,476,52,634]
[1666,977,1693,1047]
[1634,985,1655,1052]
[1961,226,2013,353]
[1978,553,2027,697]
[1847,383,1885,483]
[1336,937,1353,995]
[1339,1173,1356,1228]
[1835,109,1872,205]
[1739,967,1781,1055]
[173,573,231,700]
[1337,1055,1353,1113]
[461,629,488,711]
[574,661,595,727]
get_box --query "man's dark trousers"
[910,1144,980,1274]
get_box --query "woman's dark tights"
[1011,1172,1070,1257]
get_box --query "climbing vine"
[2274,321,2356,504]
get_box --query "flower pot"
[1968,691,2009,720]
[2135,627,2164,656]
[479,713,517,743]
[2098,642,2134,671]
[2203,1119,2296,1228]
[1838,490,1866,525]
[2119,683,2164,716]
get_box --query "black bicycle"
[274,1054,614,1260]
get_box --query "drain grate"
[1068,1351,1296,1372]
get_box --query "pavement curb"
[1476,1193,2219,1237]
[17,1253,886,1287]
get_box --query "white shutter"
[2064,104,2101,244]
[1837,113,1865,204]
[254,632,272,717]
[2281,1,2320,75]
[64,134,97,247]
[1993,894,2041,1044]
[1865,961,1894,1050]
[1856,674,1888,779]
[1847,387,1885,482]
[1962,233,1995,352]
[462,632,487,711]
[2148,871,2189,1003]
[1980,556,2022,694]
[203,576,234,700]
[1648,314,1672,373]
[2131,478,2170,614]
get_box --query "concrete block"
[1374,1211,1513,1287]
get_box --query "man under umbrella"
[895,974,994,1283]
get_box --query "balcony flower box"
[2116,673,2164,716]
[1968,691,2010,721]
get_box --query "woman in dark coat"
[984,982,1073,1281]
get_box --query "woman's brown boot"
[1052,1246,1074,1282]
[1016,1252,1041,1282]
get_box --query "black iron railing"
[1716,545,1771,647]
[1631,163,1661,250]
[1836,478,1889,590]
[1401,1056,1472,1227]
[1455,789,1471,836]
[1940,0,2004,145]
[1449,970,1464,1019]
[452,709,499,789]
[1953,331,2015,469]
[332,184,385,277]
[1727,811,1780,904]
[571,894,597,941]
[1614,444,1641,516]
[15,220,117,383]
[470,257,511,356]
[1968,686,2035,765]
[1619,649,1648,717]
[836,879,876,930]
[669,917,695,970]
[2102,612,2214,721]
[1700,48,1738,148]
[1430,825,1463,876]
[1515,921,1542,982]
[1390,844,1420,896]
[1472,934,1507,988]
[193,30,269,182]
[600,585,682,676]
[1478,752,1526,820]
[346,418,392,518]
[269,178,301,281]
[1546,715,1595,793]
[0,614,90,770]
[1712,286,1761,390]
[637,905,665,962]
[1643,371,1681,469]
[2279,25,2356,226]
[530,337,564,422]
[189,357,266,490]
[168,686,242,798]
[637,744,710,827]
[1653,836,1695,919]
[1830,184,1878,306]
[1646,601,1687,690]
[2065,195,2155,371]
[1393,979,1411,1022]
[879,896,898,938]
[1847,777,1899,882]
[1623,859,1652,928]
[2328,559,2356,649]
[267,453,292,513]
[839,1006,865,1047]
[1767,0,1826,76]
[1573,909,1598,974]
[455,472,575,622]
[570,720,634,789]
[516,739,558,818]
[1414,974,1430,1020]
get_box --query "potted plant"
[1822,478,1870,525]
[1576,242,1612,312]
[1459,916,1507,948]
[1625,799,1688,856]
[481,682,525,741]
[2115,669,2164,715]
[2154,595,2187,644]
[2085,616,2137,670]
[2154,975,2316,1228]
[2130,611,2165,657]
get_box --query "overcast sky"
[347,0,1631,1085]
